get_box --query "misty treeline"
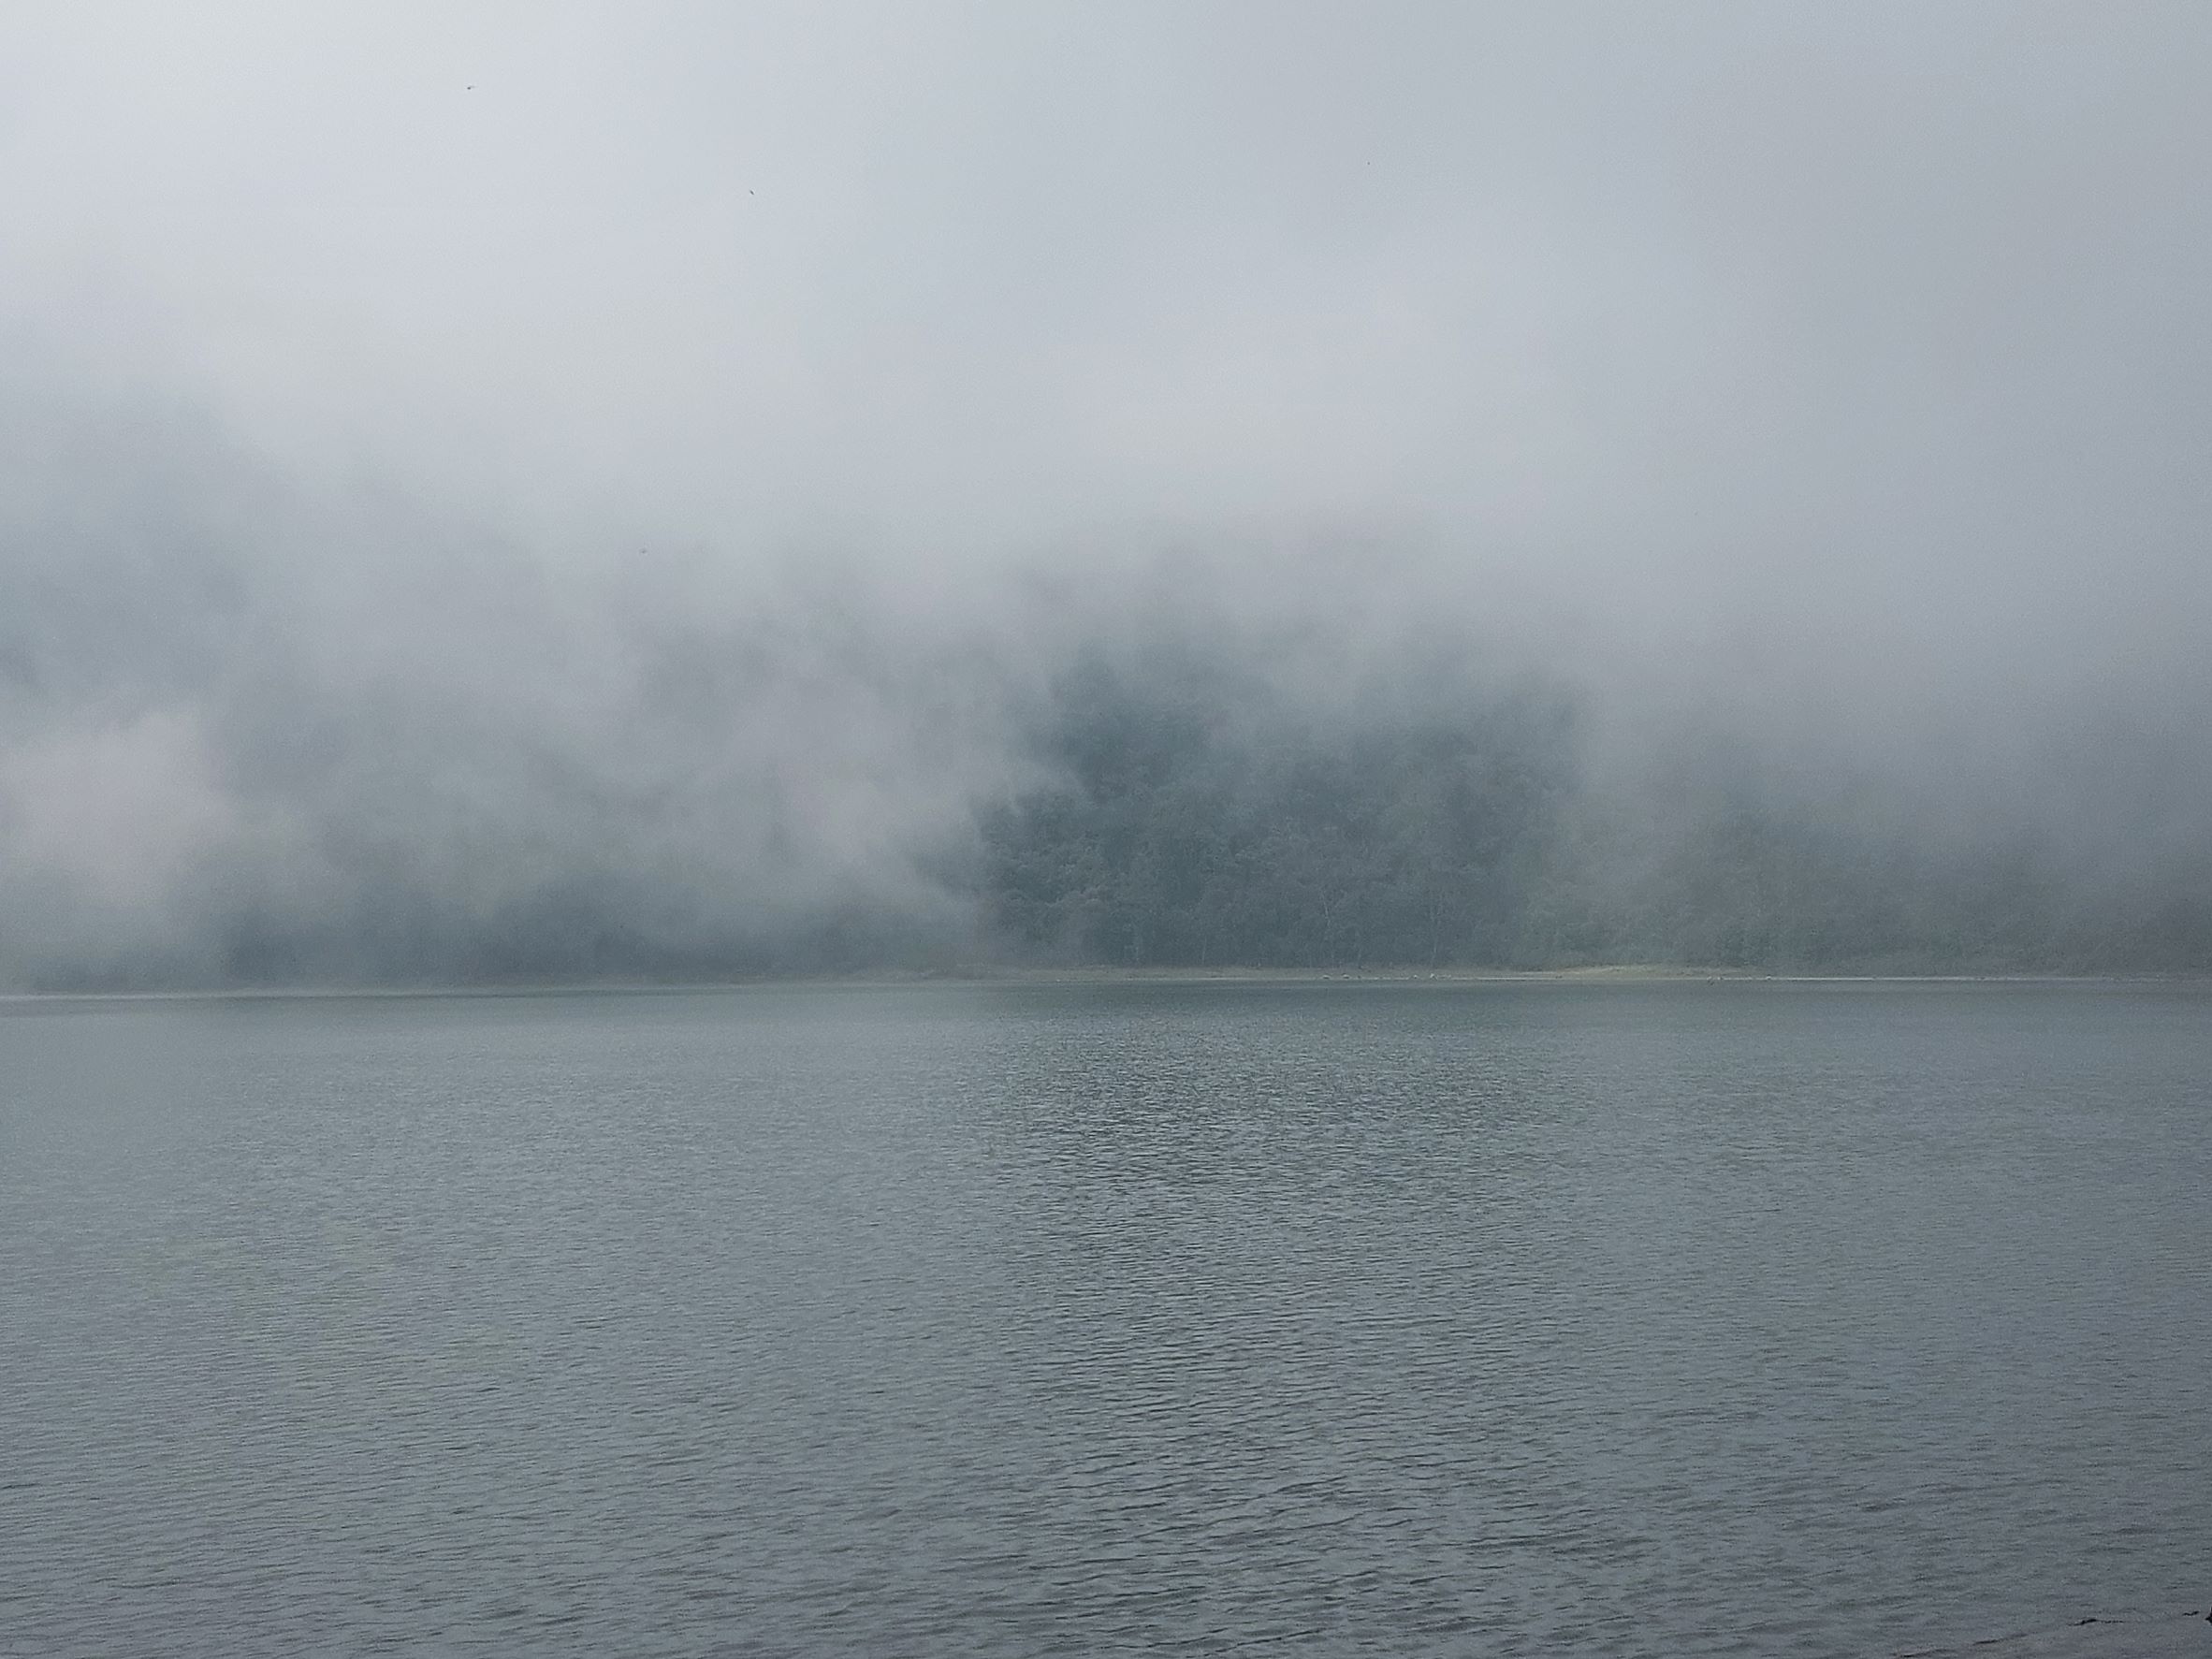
[3,400,2207,986]
[979,647,2211,976]
[982,652,1575,968]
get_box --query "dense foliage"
[980,652,2212,973]
[982,654,1579,968]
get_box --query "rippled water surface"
[3,982,2207,1656]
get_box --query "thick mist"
[4,5,2210,985]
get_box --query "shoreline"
[4,964,2204,1003]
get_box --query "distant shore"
[5,965,2203,1001]
[935,963,2171,986]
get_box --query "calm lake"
[3,982,2206,1656]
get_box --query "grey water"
[2,982,2206,1657]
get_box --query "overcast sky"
[10,5,2207,575]
[4,3,2210,980]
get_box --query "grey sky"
[4,3,2209,981]
[9,6,2205,561]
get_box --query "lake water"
[3,982,2206,1656]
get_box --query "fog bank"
[4,6,2209,983]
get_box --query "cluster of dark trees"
[977,651,2212,973]
[981,653,1580,968]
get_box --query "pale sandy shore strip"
[4,966,2206,1002]
[940,964,2186,985]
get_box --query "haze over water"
[7,10,2212,1655]
[6,982,2206,1656]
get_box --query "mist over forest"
[4,6,2211,988]
[7,410,2205,988]
[986,637,2212,976]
